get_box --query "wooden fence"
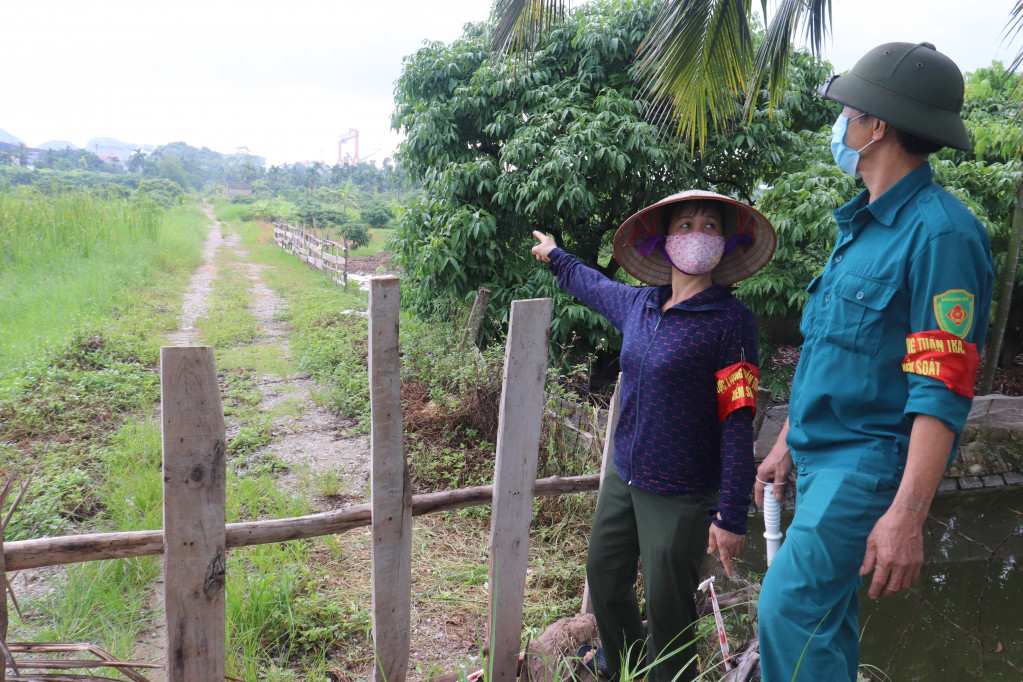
[1,276,612,681]
[273,220,353,289]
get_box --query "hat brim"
[612,190,777,286]
[823,73,971,151]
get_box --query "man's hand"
[755,417,793,507]
[859,414,952,599]
[708,521,745,577]
[531,231,557,261]
[860,503,925,599]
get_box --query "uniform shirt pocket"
[825,273,897,357]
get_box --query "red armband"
[902,330,979,398]
[715,362,759,422]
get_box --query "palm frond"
[743,0,832,119]
[635,0,755,150]
[491,0,568,55]
[1006,1,1023,83]
[1003,1,1023,147]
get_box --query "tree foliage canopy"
[392,0,831,352]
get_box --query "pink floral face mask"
[664,232,725,275]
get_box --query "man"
[755,42,994,681]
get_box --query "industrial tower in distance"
[338,129,359,165]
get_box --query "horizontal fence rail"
[2,475,599,572]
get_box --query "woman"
[531,191,776,682]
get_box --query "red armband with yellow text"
[715,362,759,422]
[902,330,979,398]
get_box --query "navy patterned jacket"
[549,248,758,534]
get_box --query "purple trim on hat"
[725,206,757,254]
[628,211,659,246]
[636,234,666,255]
[723,232,754,255]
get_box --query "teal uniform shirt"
[786,162,994,476]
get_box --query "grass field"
[0,191,208,374]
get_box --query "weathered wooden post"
[161,346,226,682]
[369,276,412,682]
[1,520,6,682]
[487,297,553,681]
[343,239,350,292]
[459,287,492,352]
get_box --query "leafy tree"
[338,222,371,250]
[135,177,185,208]
[154,157,192,192]
[36,147,116,173]
[392,0,826,352]
[361,201,393,229]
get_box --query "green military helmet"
[818,42,971,151]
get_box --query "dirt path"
[133,207,372,678]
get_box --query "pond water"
[742,485,1023,681]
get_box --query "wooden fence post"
[487,297,553,681]
[343,239,350,292]
[161,346,226,682]
[1,526,6,682]
[369,276,412,682]
[580,373,622,615]
[459,287,492,352]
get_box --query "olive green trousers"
[586,466,717,682]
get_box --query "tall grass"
[0,188,160,267]
[0,190,207,374]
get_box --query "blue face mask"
[830,113,874,179]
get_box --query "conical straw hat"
[612,190,777,286]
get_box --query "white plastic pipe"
[763,483,783,567]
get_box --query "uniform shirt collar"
[834,162,933,232]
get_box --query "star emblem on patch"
[934,290,975,339]
[945,304,968,327]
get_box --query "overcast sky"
[1,0,1018,166]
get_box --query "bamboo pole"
[2,475,599,572]
[369,276,412,682]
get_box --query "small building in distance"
[226,181,253,198]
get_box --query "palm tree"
[128,148,145,174]
[306,162,323,190]
[268,165,283,187]
[492,0,1023,149]
[329,179,361,216]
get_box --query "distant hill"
[0,128,23,145]
[37,140,80,150]
[84,137,154,161]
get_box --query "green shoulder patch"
[933,289,974,339]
